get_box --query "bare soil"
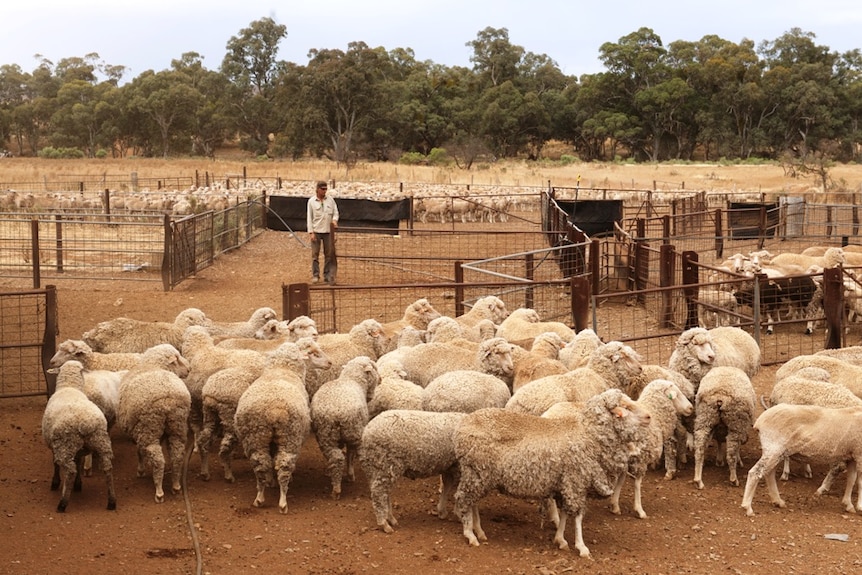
[2,228,862,575]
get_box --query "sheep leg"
[142,443,166,503]
[323,446,345,499]
[632,475,647,519]
[83,453,94,477]
[195,421,213,481]
[167,434,186,495]
[552,506,569,550]
[840,459,858,513]
[663,436,679,480]
[742,453,784,516]
[780,456,791,481]
[816,461,846,496]
[345,446,357,483]
[50,462,61,491]
[248,451,272,508]
[543,497,561,529]
[571,510,590,558]
[726,438,742,486]
[609,472,625,515]
[218,432,238,483]
[438,468,459,520]
[274,449,298,514]
[471,504,486,542]
[57,465,77,512]
[692,428,714,489]
[368,473,397,532]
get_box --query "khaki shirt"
[307,194,339,233]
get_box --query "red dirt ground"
[2,229,861,575]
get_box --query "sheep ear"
[612,407,628,418]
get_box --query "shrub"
[37,147,85,159]
[398,152,426,165]
[427,148,452,166]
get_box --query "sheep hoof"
[804,328,813,335]
[57,500,68,513]
[382,523,395,534]
[154,493,164,503]
[279,505,288,514]
[199,473,210,482]
[107,498,117,511]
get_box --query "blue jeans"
[311,232,336,283]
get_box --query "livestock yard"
[2,159,862,574]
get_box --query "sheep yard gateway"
[3,177,862,573]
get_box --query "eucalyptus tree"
[835,49,862,161]
[171,52,232,158]
[49,79,118,156]
[758,28,841,157]
[220,17,288,156]
[0,64,29,153]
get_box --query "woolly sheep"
[506,341,643,415]
[509,332,569,392]
[82,307,210,353]
[206,306,279,340]
[558,328,602,370]
[367,369,425,419]
[609,379,694,517]
[692,366,756,489]
[378,337,515,388]
[117,344,191,503]
[455,295,509,329]
[359,410,467,533]
[49,339,143,371]
[379,298,442,352]
[234,341,313,513]
[304,318,388,399]
[741,403,862,515]
[42,361,116,512]
[197,337,332,482]
[495,307,575,343]
[426,315,496,344]
[216,315,320,352]
[452,389,651,555]
[775,354,862,398]
[422,370,511,413]
[669,327,759,387]
[310,356,380,499]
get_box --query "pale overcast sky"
[2,0,860,81]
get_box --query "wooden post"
[714,208,724,259]
[823,267,844,349]
[42,285,58,397]
[161,214,172,292]
[454,262,465,318]
[55,215,63,272]
[525,253,534,309]
[571,275,591,332]
[662,215,670,244]
[682,250,699,329]
[283,282,311,321]
[660,244,675,328]
[590,239,600,295]
[31,219,40,289]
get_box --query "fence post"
[662,215,670,244]
[525,253,534,309]
[31,219,41,289]
[635,242,648,305]
[55,215,63,272]
[161,214,172,292]
[682,250,699,329]
[454,261,465,318]
[42,285,58,397]
[714,208,724,259]
[660,244,675,328]
[571,276,591,331]
[590,239,600,295]
[283,283,311,321]
[757,206,767,250]
[752,274,764,349]
[823,267,844,349]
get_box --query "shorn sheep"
[205,306,278,340]
[741,403,862,515]
[310,356,380,499]
[609,379,694,518]
[422,370,511,413]
[358,410,467,533]
[117,344,191,503]
[42,361,116,512]
[49,339,143,371]
[774,354,862,398]
[234,342,313,513]
[378,298,442,352]
[692,366,757,489]
[495,307,575,343]
[82,307,210,353]
[452,389,651,556]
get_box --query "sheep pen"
[4,171,862,573]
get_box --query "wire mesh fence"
[0,286,57,398]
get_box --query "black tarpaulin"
[267,196,411,234]
[555,200,623,237]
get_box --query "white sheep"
[197,337,332,483]
[367,369,425,419]
[117,344,191,503]
[509,332,569,392]
[495,307,575,344]
[668,327,759,388]
[304,318,388,399]
[82,307,210,353]
[310,356,380,499]
[234,341,313,513]
[379,298,442,352]
[422,370,511,413]
[455,295,509,330]
[692,366,756,489]
[377,336,515,388]
[206,306,279,340]
[558,328,602,370]
[609,379,694,517]
[48,339,143,371]
[215,315,320,352]
[426,315,496,343]
[42,361,116,512]
[506,340,643,415]
[775,354,862,398]
[358,409,467,533]
[741,403,862,515]
[452,389,651,555]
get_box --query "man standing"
[307,180,339,285]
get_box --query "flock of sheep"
[40,291,862,557]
